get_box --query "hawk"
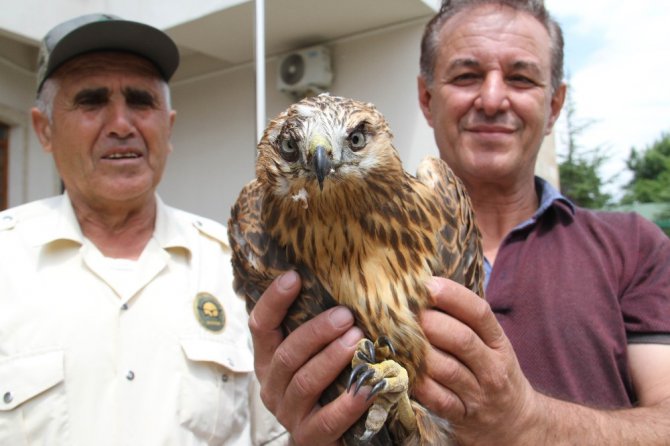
[228,94,484,445]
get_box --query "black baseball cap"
[36,13,179,92]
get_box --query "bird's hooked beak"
[312,143,332,191]
[313,146,331,190]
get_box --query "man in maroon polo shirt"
[246,1,670,444]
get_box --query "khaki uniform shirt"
[0,194,288,446]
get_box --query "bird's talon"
[377,335,396,356]
[364,339,376,363]
[347,363,368,392]
[355,369,375,394]
[356,350,373,363]
[368,380,387,400]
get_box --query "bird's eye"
[280,137,299,162]
[348,131,367,151]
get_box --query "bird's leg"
[347,337,417,442]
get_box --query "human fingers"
[248,271,302,381]
[424,277,517,388]
[423,277,532,443]
[413,352,465,418]
[290,389,373,446]
[417,310,479,419]
[262,306,359,415]
[426,277,506,349]
[279,327,371,445]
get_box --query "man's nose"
[106,102,136,139]
[474,72,510,116]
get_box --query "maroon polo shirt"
[487,183,670,408]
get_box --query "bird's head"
[256,94,403,204]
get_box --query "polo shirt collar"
[511,176,575,233]
[483,177,575,290]
[28,193,192,254]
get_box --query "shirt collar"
[28,194,192,254]
[483,177,574,290]
[511,176,575,232]
[153,196,191,253]
[27,193,85,247]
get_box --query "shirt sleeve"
[628,333,670,345]
[621,214,670,338]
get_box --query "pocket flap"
[0,350,64,411]
[180,339,253,373]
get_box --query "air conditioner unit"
[277,46,333,98]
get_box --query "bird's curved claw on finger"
[355,369,375,394]
[367,379,387,401]
[377,336,396,357]
[347,363,375,395]
[347,363,368,392]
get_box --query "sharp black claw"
[355,369,375,394]
[355,350,372,363]
[377,335,396,356]
[368,379,387,400]
[364,339,376,363]
[347,363,368,392]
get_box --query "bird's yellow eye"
[280,137,299,162]
[348,131,367,151]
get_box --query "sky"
[544,0,670,198]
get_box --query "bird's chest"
[290,222,431,312]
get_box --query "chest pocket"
[0,350,70,445]
[178,338,254,443]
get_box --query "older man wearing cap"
[0,14,287,446]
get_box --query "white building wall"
[0,0,247,43]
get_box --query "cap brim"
[44,20,179,85]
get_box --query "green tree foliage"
[559,157,611,208]
[621,132,670,204]
[558,79,612,209]
[621,133,670,237]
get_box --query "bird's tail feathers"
[400,401,456,446]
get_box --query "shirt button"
[126,370,135,381]
[221,374,229,383]
[3,392,13,404]
[121,303,129,310]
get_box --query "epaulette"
[192,216,231,250]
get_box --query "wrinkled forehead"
[440,4,552,66]
[52,51,163,82]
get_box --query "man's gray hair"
[35,78,59,122]
[420,0,564,93]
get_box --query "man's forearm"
[515,393,670,446]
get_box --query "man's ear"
[166,110,176,154]
[31,107,53,152]
[545,82,567,135]
[418,75,435,128]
